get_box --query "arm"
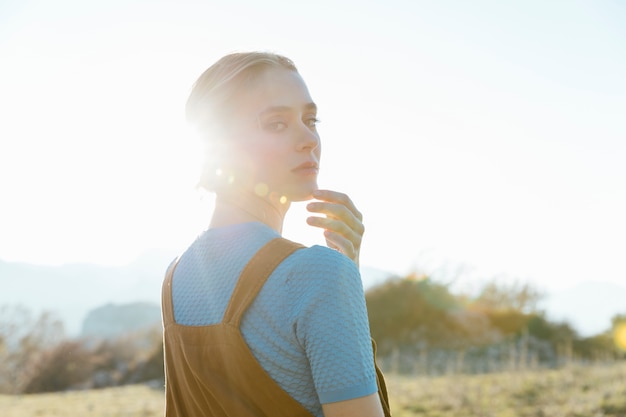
[322,393,385,417]
[306,189,364,267]
[293,249,383,416]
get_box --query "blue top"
[171,222,377,417]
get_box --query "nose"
[296,123,320,152]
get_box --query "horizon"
[3,248,625,339]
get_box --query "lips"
[292,161,319,175]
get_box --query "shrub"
[22,340,95,393]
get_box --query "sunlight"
[0,51,209,266]
[2,0,625,342]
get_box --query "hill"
[1,250,624,337]
[0,250,176,335]
[80,302,162,339]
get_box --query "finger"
[306,201,350,219]
[312,190,363,221]
[306,201,365,236]
[307,216,362,250]
[323,229,356,260]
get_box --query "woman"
[162,51,389,417]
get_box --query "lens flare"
[614,323,626,351]
[254,183,269,197]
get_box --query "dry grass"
[2,363,625,417]
[0,384,164,417]
[387,362,626,417]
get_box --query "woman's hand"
[306,189,365,267]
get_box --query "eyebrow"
[258,102,317,117]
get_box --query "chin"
[289,190,316,202]
[291,194,314,202]
[284,182,318,202]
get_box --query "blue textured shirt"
[171,222,377,417]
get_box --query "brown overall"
[162,237,391,417]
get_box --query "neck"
[210,188,289,234]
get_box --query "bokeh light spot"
[254,183,269,197]
[279,196,288,204]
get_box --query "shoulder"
[284,244,360,280]
[277,244,364,307]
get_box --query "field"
[387,362,626,417]
[1,363,625,417]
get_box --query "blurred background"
[1,0,625,415]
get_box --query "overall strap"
[161,257,181,326]
[223,237,304,327]
[372,338,392,417]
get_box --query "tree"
[366,274,463,353]
[473,277,543,313]
[611,314,626,357]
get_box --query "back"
[164,222,380,416]
[162,237,312,416]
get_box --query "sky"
[1,0,625,296]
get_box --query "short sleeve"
[290,246,378,404]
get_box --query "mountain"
[81,302,162,339]
[1,251,623,337]
[0,250,177,336]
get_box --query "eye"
[305,116,320,129]
[264,120,287,132]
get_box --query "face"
[226,67,321,202]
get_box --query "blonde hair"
[186,52,298,191]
